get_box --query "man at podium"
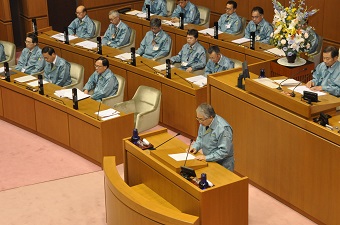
[306,46,340,97]
[188,103,235,171]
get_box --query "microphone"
[148,132,180,150]
[140,60,165,76]
[4,62,10,82]
[179,13,184,29]
[145,4,150,21]
[96,100,102,120]
[183,139,193,167]
[97,36,102,55]
[174,72,193,88]
[131,47,136,66]
[277,68,307,90]
[32,18,38,36]
[72,88,78,110]
[166,59,171,79]
[213,22,218,39]
[64,27,69,44]
[290,69,315,97]
[46,95,65,105]
[250,32,255,50]
[38,74,44,95]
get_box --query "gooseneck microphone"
[46,95,65,105]
[96,100,102,120]
[140,61,165,76]
[38,74,44,95]
[166,59,171,79]
[174,72,193,88]
[250,32,255,50]
[179,13,184,29]
[97,36,102,55]
[148,132,180,150]
[64,27,69,44]
[4,62,10,82]
[72,88,78,110]
[131,47,136,66]
[213,22,218,39]
[145,4,150,21]
[290,69,315,97]
[183,139,194,167]
[277,68,307,90]
[32,18,38,36]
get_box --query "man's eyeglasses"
[196,117,208,122]
[94,65,103,68]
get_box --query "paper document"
[253,78,279,88]
[54,88,90,100]
[198,28,223,36]
[27,80,49,87]
[114,53,140,61]
[169,153,195,161]
[14,75,37,83]
[288,85,327,96]
[264,47,285,57]
[231,37,250,44]
[95,108,120,120]
[135,12,155,18]
[274,79,300,86]
[75,40,97,49]
[0,67,11,73]
[126,10,143,15]
[186,75,207,87]
[51,33,77,42]
[161,20,187,27]
[153,64,174,71]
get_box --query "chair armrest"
[113,100,136,114]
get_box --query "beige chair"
[102,74,125,107]
[89,19,101,42]
[234,17,247,36]
[117,28,136,52]
[166,0,176,17]
[64,62,84,90]
[308,35,323,67]
[113,85,161,132]
[231,58,242,68]
[197,5,210,28]
[0,40,16,67]
[154,39,173,63]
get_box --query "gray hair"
[196,103,216,119]
[150,18,161,28]
[109,10,119,18]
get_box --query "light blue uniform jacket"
[312,61,340,97]
[218,12,242,34]
[43,56,71,87]
[142,0,167,16]
[68,15,96,39]
[244,18,273,44]
[15,46,45,74]
[102,22,131,48]
[136,30,171,59]
[171,1,200,25]
[204,55,234,76]
[170,42,206,71]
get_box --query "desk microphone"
[290,69,315,97]
[148,132,180,150]
[38,74,44,95]
[46,95,65,105]
[277,68,307,90]
[250,32,255,50]
[72,88,78,110]
[32,18,38,36]
[63,27,69,45]
[97,36,102,55]
[174,72,193,88]
[131,47,136,66]
[4,62,10,82]
[213,22,218,39]
[166,59,171,79]
[183,139,193,167]
[96,100,102,120]
[140,61,165,76]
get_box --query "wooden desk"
[38,30,207,138]
[269,60,315,82]
[208,62,340,225]
[122,129,248,225]
[0,71,134,165]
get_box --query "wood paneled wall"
[0,0,13,41]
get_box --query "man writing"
[204,46,234,76]
[171,0,200,25]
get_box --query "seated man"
[218,1,242,34]
[15,33,45,74]
[188,103,234,171]
[170,29,206,73]
[204,46,234,76]
[244,6,273,44]
[171,0,200,25]
[306,46,340,97]
[102,10,131,48]
[68,5,96,39]
[83,57,119,101]
[136,18,171,59]
[0,42,5,62]
[42,46,71,87]
[142,0,167,16]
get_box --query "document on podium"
[153,64,174,71]
[232,37,250,44]
[169,153,195,161]
[14,75,37,83]
[75,40,97,49]
[253,78,278,88]
[288,85,327,96]
[54,88,91,100]
[198,28,223,36]
[114,53,140,61]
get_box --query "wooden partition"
[0,0,13,41]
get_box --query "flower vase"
[286,54,297,63]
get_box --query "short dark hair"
[252,6,264,15]
[96,56,109,68]
[42,46,55,55]
[187,29,198,39]
[227,1,237,9]
[208,46,220,54]
[196,103,216,119]
[150,18,161,27]
[323,46,339,58]
[27,33,38,44]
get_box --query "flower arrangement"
[271,0,318,58]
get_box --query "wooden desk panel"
[0,87,3,116]
[35,101,69,146]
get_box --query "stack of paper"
[75,40,97,49]
[54,88,90,100]
[288,86,327,96]
[95,108,120,120]
[0,67,11,73]
[198,28,223,36]
[264,48,285,57]
[253,78,278,88]
[126,10,143,16]
[273,79,300,86]
[168,153,195,161]
[231,37,250,44]
[27,80,49,87]
[186,75,207,87]
[153,64,174,71]
[161,20,187,27]
[51,33,77,42]
[114,53,140,61]
[14,75,36,83]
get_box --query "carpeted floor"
[0,120,316,225]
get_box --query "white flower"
[306,43,310,49]
[281,39,287,45]
[274,25,282,35]
[255,35,261,41]
[304,32,309,39]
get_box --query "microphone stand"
[173,72,193,88]
[148,133,180,150]
[140,60,165,76]
[290,69,316,97]
[277,68,307,90]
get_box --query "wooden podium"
[104,129,249,225]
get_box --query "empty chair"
[166,0,176,17]
[64,62,84,90]
[113,85,161,132]
[117,28,136,52]
[234,17,247,36]
[231,58,242,68]
[90,19,101,42]
[102,74,125,107]
[308,35,323,67]
[0,40,16,67]
[197,5,210,28]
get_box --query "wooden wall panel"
[20,0,48,18]
[0,22,14,42]
[0,0,12,21]
[323,0,340,43]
